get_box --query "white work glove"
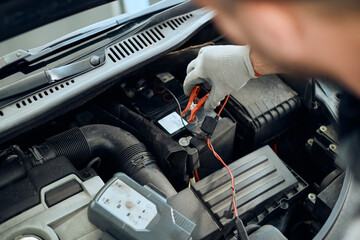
[184,45,257,111]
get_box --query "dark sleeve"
[339,93,360,140]
[338,92,360,182]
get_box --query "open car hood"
[0,0,116,42]
[0,0,213,143]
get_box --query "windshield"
[0,0,162,56]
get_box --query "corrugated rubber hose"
[29,124,177,198]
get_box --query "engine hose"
[28,124,177,198]
[107,103,189,190]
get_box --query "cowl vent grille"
[107,13,193,63]
[0,9,213,143]
[15,79,75,109]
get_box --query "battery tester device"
[88,173,196,240]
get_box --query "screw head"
[329,144,337,151]
[307,138,314,145]
[179,137,190,147]
[320,126,327,132]
[90,55,101,66]
[16,52,21,57]
[280,200,289,210]
[308,193,317,202]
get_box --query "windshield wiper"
[0,19,127,71]
[0,0,186,73]
[0,55,104,99]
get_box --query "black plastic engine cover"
[192,146,305,228]
[0,156,82,224]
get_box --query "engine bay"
[0,5,345,240]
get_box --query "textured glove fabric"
[184,45,256,111]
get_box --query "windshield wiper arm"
[0,55,104,100]
[0,19,126,71]
[0,0,187,72]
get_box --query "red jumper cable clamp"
[181,86,209,122]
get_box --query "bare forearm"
[250,49,285,75]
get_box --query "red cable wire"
[207,138,238,217]
[207,93,238,217]
[273,144,278,154]
[217,94,230,116]
[194,169,200,182]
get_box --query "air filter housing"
[226,75,301,149]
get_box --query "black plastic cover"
[167,188,221,240]
[313,173,344,223]
[310,124,342,171]
[201,116,219,137]
[45,179,83,207]
[227,75,301,149]
[192,146,302,227]
[191,117,236,178]
[0,156,82,224]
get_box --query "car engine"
[0,2,346,240]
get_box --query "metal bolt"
[279,199,289,210]
[329,144,337,151]
[307,138,314,146]
[90,55,101,66]
[179,137,191,147]
[16,52,21,57]
[308,193,317,203]
[320,126,327,132]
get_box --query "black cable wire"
[163,86,203,137]
[84,157,101,176]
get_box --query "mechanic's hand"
[184,45,257,111]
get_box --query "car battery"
[120,72,236,175]
[121,72,188,121]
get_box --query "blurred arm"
[250,49,285,75]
